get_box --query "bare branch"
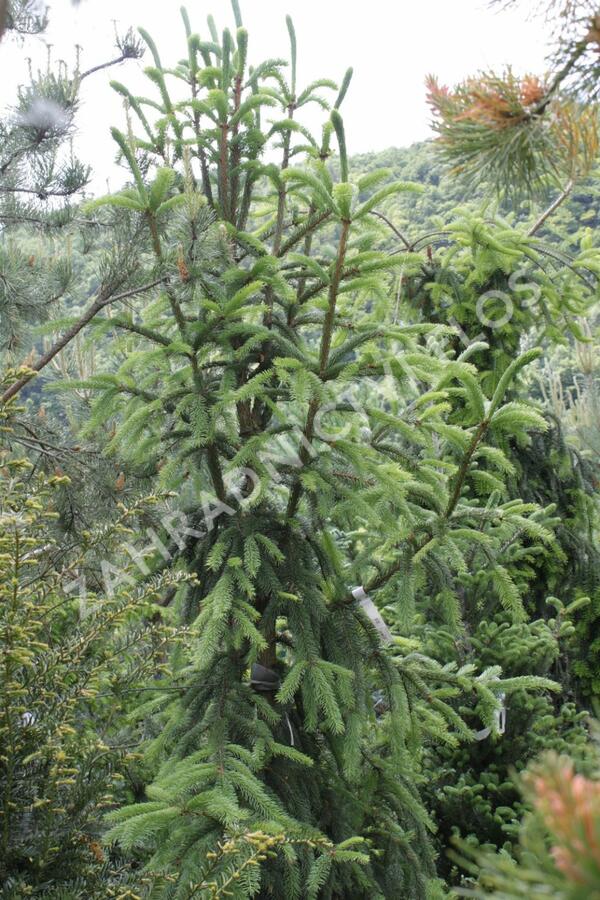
[527,178,574,235]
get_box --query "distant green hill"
[348,141,600,249]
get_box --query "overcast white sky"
[1,0,548,194]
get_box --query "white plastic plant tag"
[351,586,393,645]
[473,725,491,741]
[473,692,507,741]
[495,692,506,735]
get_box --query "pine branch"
[527,178,574,235]
[0,278,166,404]
[79,53,137,82]
[531,39,589,116]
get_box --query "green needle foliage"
[0,8,143,361]
[382,201,600,876]
[452,750,600,899]
[425,3,600,198]
[426,70,599,199]
[45,5,585,897]
[396,210,599,641]
[0,383,190,897]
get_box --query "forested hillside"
[351,141,600,241]
[1,1,599,898]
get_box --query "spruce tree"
[59,5,565,896]
[400,1,600,886]
[382,210,600,874]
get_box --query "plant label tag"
[352,586,393,645]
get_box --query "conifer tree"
[379,209,600,874]
[59,5,566,896]
[423,0,600,722]
[422,0,600,712]
[0,380,191,896]
[0,5,143,363]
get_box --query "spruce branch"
[371,209,412,251]
[443,419,490,520]
[286,217,350,519]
